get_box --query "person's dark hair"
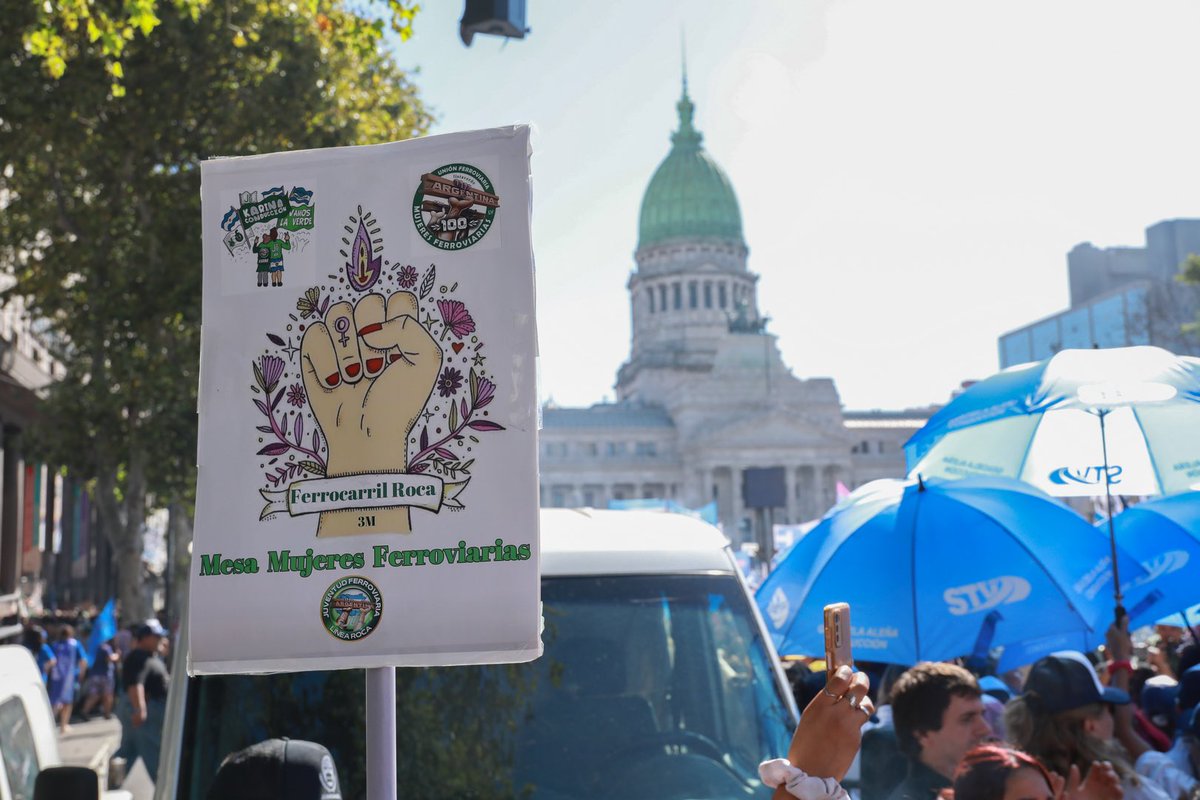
[1179,643,1200,676]
[878,663,909,706]
[1129,666,1155,706]
[58,624,74,640]
[892,662,982,758]
[945,744,1054,800]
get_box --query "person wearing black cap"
[206,738,343,800]
[113,619,170,783]
[1004,650,1194,800]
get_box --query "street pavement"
[57,717,154,800]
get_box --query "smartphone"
[824,602,853,673]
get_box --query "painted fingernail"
[358,323,383,336]
[325,373,340,386]
[366,358,384,372]
[389,353,402,363]
[346,363,361,378]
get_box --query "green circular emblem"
[320,575,383,641]
[412,163,499,251]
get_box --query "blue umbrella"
[994,581,1171,672]
[905,345,1200,607]
[757,475,1147,665]
[1108,491,1200,630]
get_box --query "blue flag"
[86,598,117,668]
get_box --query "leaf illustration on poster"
[251,209,505,536]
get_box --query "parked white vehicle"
[155,509,799,799]
[0,644,130,800]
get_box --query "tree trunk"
[123,452,149,621]
[95,459,149,625]
[166,501,193,629]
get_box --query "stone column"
[730,466,744,545]
[784,467,798,524]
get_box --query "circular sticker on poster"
[412,163,499,251]
[320,575,383,641]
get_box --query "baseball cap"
[135,619,168,639]
[1023,651,1130,714]
[206,738,342,800]
[1140,675,1179,727]
[978,675,1014,703]
[1179,664,1200,712]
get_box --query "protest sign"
[191,127,540,674]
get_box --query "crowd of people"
[766,614,1200,800]
[20,612,172,780]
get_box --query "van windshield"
[177,573,795,799]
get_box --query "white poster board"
[191,127,540,674]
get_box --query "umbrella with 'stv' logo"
[1104,490,1200,631]
[755,475,1148,666]
[905,345,1200,609]
[905,346,1200,499]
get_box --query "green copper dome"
[637,81,744,250]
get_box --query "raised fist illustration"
[301,290,442,536]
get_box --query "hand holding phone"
[824,602,853,674]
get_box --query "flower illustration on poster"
[251,207,504,537]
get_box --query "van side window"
[0,696,40,800]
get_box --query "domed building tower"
[617,74,766,403]
[537,70,931,541]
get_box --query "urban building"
[538,77,932,544]
[0,283,109,641]
[999,219,1200,368]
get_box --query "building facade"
[999,219,1200,369]
[538,79,931,544]
[0,284,110,641]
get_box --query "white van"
[0,644,131,800]
[155,509,799,799]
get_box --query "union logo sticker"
[412,163,498,251]
[320,575,383,641]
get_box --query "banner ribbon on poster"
[259,473,468,520]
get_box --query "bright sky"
[394,0,1200,412]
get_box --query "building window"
[646,288,655,313]
[544,442,567,458]
[635,441,657,457]
[878,441,886,454]
[673,283,682,310]
[718,282,727,309]
[605,441,627,457]
[582,442,598,457]
[550,487,568,507]
[688,281,698,309]
[582,489,596,507]
[704,282,713,308]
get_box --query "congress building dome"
[637,79,745,251]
